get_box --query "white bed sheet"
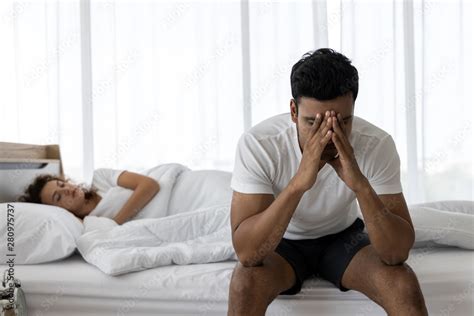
[1,247,472,315]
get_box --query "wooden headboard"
[0,142,64,202]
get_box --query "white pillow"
[0,202,83,264]
[358,200,473,249]
[167,170,233,215]
[413,200,473,215]
[409,200,474,249]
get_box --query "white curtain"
[0,0,84,177]
[331,0,473,203]
[1,0,472,203]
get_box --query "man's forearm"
[355,179,414,265]
[233,179,305,266]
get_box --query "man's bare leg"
[340,244,428,315]
[227,252,296,316]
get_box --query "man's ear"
[290,99,298,123]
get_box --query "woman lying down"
[15,163,235,274]
[17,163,229,224]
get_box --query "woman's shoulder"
[92,168,125,192]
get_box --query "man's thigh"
[336,244,427,315]
[339,244,386,303]
[312,217,371,291]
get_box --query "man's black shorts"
[275,217,371,295]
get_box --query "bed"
[1,246,472,315]
[1,160,472,315]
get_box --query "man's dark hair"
[290,48,359,110]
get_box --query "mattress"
[1,247,472,315]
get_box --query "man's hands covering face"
[327,110,367,192]
[293,110,367,193]
[293,110,334,192]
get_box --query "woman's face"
[40,179,86,216]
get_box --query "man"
[227,48,428,315]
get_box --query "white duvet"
[77,203,235,275]
[77,163,237,275]
[76,165,473,276]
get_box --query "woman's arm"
[112,171,160,225]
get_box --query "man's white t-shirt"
[231,112,403,240]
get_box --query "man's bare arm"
[328,112,414,265]
[231,111,334,267]
[230,181,305,267]
[356,188,415,265]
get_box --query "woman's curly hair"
[17,174,98,204]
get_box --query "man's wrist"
[353,176,371,194]
[288,178,307,196]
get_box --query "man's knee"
[389,263,421,293]
[230,263,257,295]
[228,252,296,316]
[380,263,427,313]
[230,262,271,296]
[230,262,282,301]
[228,263,278,315]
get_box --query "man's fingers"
[320,111,331,129]
[336,113,347,134]
[321,129,333,146]
[331,132,349,158]
[311,111,329,136]
[332,113,350,147]
[315,115,332,139]
[310,112,323,135]
[332,114,344,135]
